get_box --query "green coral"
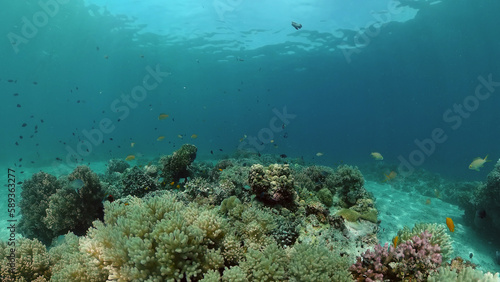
[19,166,105,245]
[240,242,287,281]
[397,222,454,260]
[288,242,353,282]
[428,266,499,282]
[329,164,368,207]
[317,188,333,207]
[336,208,361,222]
[159,144,197,182]
[19,172,61,244]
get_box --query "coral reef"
[459,159,500,239]
[159,144,197,183]
[350,231,442,281]
[19,166,105,244]
[397,222,453,261]
[330,164,369,207]
[106,158,130,174]
[44,166,105,237]
[248,163,297,207]
[18,172,61,244]
[428,265,499,282]
[120,166,158,198]
[0,238,51,281]
[83,191,227,281]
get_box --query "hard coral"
[330,165,369,207]
[159,144,197,182]
[248,164,296,207]
[350,231,442,281]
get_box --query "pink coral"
[350,231,442,281]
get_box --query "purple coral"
[350,231,442,281]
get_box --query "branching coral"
[350,231,442,281]
[397,222,453,261]
[84,191,227,281]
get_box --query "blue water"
[2,0,499,181]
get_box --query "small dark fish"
[469,252,473,259]
[35,125,38,130]
[20,171,24,174]
[109,138,113,141]
[40,119,44,123]
[13,93,19,96]
[283,132,288,138]
[77,100,80,103]
[96,46,99,51]
[30,161,34,164]
[219,148,223,151]
[211,150,213,154]
[76,86,78,90]
[105,194,114,202]
[19,158,22,161]
[30,135,34,138]
[7,79,15,83]
[35,143,39,146]
[17,104,21,108]
[56,157,62,161]
[117,118,121,122]
[33,81,38,85]
[15,142,19,146]
[17,182,22,185]
[280,154,287,158]
[30,115,34,118]
[21,123,27,127]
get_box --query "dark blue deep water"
[2,0,500,180]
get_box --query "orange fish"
[446,217,455,232]
[392,236,399,248]
[191,134,198,139]
[157,136,165,141]
[176,184,180,188]
[170,181,175,186]
[158,113,169,120]
[383,171,397,182]
[125,155,135,161]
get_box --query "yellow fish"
[125,155,135,161]
[191,134,198,139]
[170,181,175,186]
[239,134,247,142]
[316,152,324,157]
[176,184,180,188]
[130,142,135,148]
[371,152,383,160]
[469,155,490,171]
[158,113,169,120]
[157,136,165,141]
[383,171,397,182]
[446,217,455,232]
[392,236,399,248]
